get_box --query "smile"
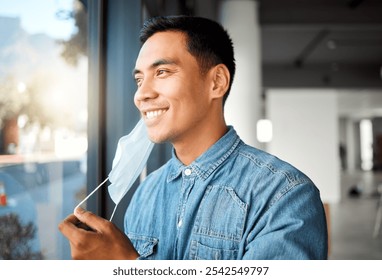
[145,109,168,119]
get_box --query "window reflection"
[0,0,88,259]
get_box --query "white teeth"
[146,109,167,119]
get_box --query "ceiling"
[258,0,382,89]
[144,0,382,88]
[141,0,382,118]
[258,0,382,119]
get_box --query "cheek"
[158,78,183,96]
[133,93,139,107]
[155,83,186,109]
[156,76,207,111]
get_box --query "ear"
[210,64,230,100]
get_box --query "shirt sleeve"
[242,181,328,260]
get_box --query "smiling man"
[133,30,228,165]
[59,15,328,260]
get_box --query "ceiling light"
[327,40,337,50]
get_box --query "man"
[59,15,328,260]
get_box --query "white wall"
[267,89,341,203]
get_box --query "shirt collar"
[167,126,242,182]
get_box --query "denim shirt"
[124,126,328,260]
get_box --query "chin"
[146,124,177,144]
[147,132,168,144]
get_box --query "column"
[218,0,262,148]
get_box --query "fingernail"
[75,207,85,214]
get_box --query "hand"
[58,207,139,260]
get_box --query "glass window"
[0,0,88,260]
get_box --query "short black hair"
[139,15,236,105]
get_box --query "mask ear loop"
[74,177,109,215]
[74,177,118,221]
[109,203,118,222]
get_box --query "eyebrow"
[132,58,178,76]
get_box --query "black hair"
[139,15,236,105]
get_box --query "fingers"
[58,214,82,239]
[58,210,140,259]
[58,214,79,231]
[74,207,108,232]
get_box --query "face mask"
[75,118,154,221]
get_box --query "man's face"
[133,31,213,144]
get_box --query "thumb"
[74,207,108,231]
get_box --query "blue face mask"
[75,118,154,221]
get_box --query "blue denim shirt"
[124,126,328,259]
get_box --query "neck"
[173,119,227,166]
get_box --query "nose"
[134,78,158,106]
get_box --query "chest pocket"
[190,185,247,260]
[127,233,158,259]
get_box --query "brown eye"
[135,77,143,87]
[157,69,168,76]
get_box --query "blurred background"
[0,0,381,259]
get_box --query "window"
[0,0,88,260]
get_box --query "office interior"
[0,0,382,259]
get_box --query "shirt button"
[178,219,183,228]
[184,168,192,176]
